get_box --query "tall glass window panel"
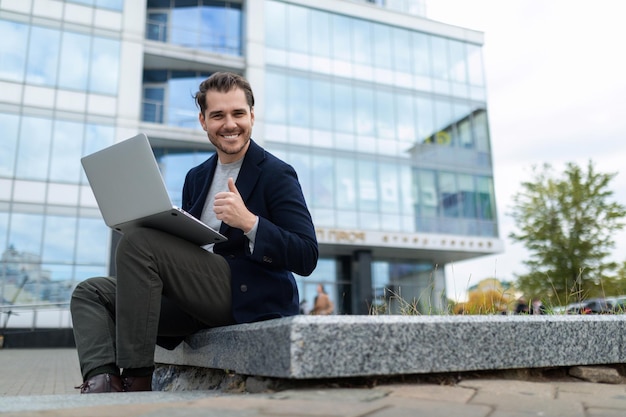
[49,121,84,183]
[396,93,416,144]
[333,83,354,135]
[431,36,450,94]
[0,20,28,83]
[26,26,61,86]
[171,4,198,48]
[75,218,109,264]
[430,37,449,81]
[310,78,333,132]
[476,176,495,220]
[467,44,485,87]
[310,10,331,58]
[8,213,44,256]
[16,117,52,181]
[379,163,400,214]
[392,27,412,74]
[335,157,356,210]
[0,213,8,250]
[433,98,454,146]
[372,23,392,70]
[357,159,378,212]
[418,170,437,217]
[352,19,373,66]
[311,154,334,209]
[287,75,310,128]
[415,96,434,143]
[265,72,287,125]
[354,85,375,137]
[399,165,414,216]
[167,71,206,128]
[265,1,287,50]
[89,37,120,95]
[155,149,213,207]
[458,175,476,218]
[473,109,490,152]
[58,31,90,91]
[199,3,242,55]
[287,151,312,204]
[331,15,352,62]
[448,40,467,83]
[412,32,431,90]
[452,101,473,148]
[439,172,459,218]
[375,89,395,139]
[42,216,77,263]
[146,12,168,42]
[143,86,165,124]
[287,5,309,54]
[0,113,20,177]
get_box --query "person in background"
[310,284,334,315]
[70,72,318,393]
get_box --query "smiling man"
[70,72,319,394]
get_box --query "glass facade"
[0,4,123,314]
[264,1,496,238]
[0,0,499,322]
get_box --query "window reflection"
[8,213,44,255]
[58,32,90,91]
[0,113,19,178]
[16,117,53,181]
[75,218,109,264]
[154,149,214,207]
[0,20,28,82]
[146,0,242,55]
[26,27,60,86]
[50,121,84,183]
[142,70,212,128]
[0,19,120,95]
[89,37,121,94]
[42,216,77,263]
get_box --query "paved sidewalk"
[2,349,626,416]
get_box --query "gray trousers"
[70,227,234,379]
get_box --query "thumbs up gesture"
[214,178,257,232]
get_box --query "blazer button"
[240,284,248,293]
[263,256,273,263]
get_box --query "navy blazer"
[182,139,318,323]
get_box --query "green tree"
[508,160,626,304]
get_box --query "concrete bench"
[154,314,626,385]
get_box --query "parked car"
[565,298,613,314]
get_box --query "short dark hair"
[195,72,255,114]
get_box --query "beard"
[208,133,251,157]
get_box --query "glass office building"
[0,0,503,323]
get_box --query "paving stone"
[568,366,624,384]
[385,383,476,403]
[469,391,585,417]
[459,379,556,398]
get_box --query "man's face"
[199,87,254,164]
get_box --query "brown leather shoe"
[77,373,123,394]
[122,375,152,392]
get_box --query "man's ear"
[199,112,207,131]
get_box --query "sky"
[425,0,626,301]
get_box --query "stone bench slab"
[154,315,626,379]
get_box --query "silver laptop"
[81,133,227,246]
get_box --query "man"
[71,72,319,393]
